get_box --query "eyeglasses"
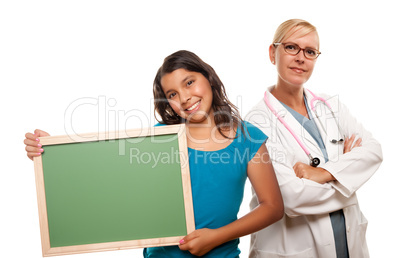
[273,42,321,59]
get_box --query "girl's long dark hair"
[153,50,244,139]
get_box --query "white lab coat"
[245,86,383,258]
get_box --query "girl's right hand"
[178,228,220,257]
[24,129,50,160]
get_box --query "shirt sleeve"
[242,121,268,162]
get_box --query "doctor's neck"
[271,83,305,109]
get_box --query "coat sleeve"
[265,137,357,218]
[247,103,356,218]
[321,100,383,198]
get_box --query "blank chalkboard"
[33,125,194,257]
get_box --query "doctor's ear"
[269,44,276,65]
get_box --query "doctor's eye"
[285,44,297,50]
[305,48,318,57]
[284,43,300,54]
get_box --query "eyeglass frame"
[273,42,321,59]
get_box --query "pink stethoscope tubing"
[306,89,332,112]
[263,90,338,167]
[306,89,344,144]
[263,91,313,158]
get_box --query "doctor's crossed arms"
[293,134,362,184]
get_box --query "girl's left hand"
[178,228,221,256]
[293,162,335,184]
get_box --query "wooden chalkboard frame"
[33,124,194,257]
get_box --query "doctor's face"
[270,30,319,89]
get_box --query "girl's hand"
[293,162,335,184]
[24,129,50,160]
[343,134,362,154]
[178,228,221,257]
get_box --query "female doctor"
[245,19,383,258]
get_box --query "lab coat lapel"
[265,88,323,160]
[304,90,343,162]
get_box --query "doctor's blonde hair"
[272,19,319,48]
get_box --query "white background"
[1,0,400,257]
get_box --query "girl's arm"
[179,144,284,256]
[24,129,50,160]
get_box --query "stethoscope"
[264,89,344,167]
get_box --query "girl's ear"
[269,44,276,65]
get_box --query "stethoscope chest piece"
[310,156,320,167]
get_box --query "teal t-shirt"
[144,121,267,257]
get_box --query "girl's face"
[161,69,214,124]
[270,30,319,89]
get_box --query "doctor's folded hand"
[343,134,362,154]
[24,129,49,160]
[294,134,362,184]
[293,162,336,184]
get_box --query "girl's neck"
[185,110,217,139]
[185,119,236,151]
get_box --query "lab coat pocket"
[357,212,368,239]
[251,248,314,258]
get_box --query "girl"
[245,19,383,258]
[24,50,284,257]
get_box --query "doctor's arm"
[293,134,362,183]
[247,109,356,217]
[321,102,383,198]
[263,139,356,218]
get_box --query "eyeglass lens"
[283,43,319,59]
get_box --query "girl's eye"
[186,80,193,86]
[168,92,177,99]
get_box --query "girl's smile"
[185,100,201,112]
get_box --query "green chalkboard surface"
[33,125,194,257]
